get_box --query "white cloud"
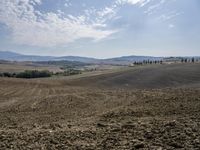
[168,24,175,28]
[144,0,182,17]
[0,0,117,47]
[144,0,166,15]
[0,0,180,47]
[157,11,183,21]
[64,0,72,8]
[98,7,116,17]
[116,0,151,7]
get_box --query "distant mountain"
[0,51,96,62]
[0,51,163,65]
[103,55,163,65]
[53,56,98,63]
[107,55,162,61]
[0,51,22,59]
[0,51,53,61]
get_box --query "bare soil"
[0,62,62,73]
[0,63,200,149]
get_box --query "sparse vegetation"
[55,69,82,76]
[63,69,82,76]
[36,60,88,69]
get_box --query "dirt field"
[66,63,200,89]
[0,62,62,73]
[0,63,200,149]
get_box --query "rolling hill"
[0,51,163,64]
[0,51,94,62]
[0,63,200,149]
[65,63,200,89]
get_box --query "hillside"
[65,63,200,89]
[0,63,200,149]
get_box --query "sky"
[0,0,200,58]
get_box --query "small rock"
[97,123,107,128]
[144,131,153,139]
[169,142,184,148]
[122,123,136,129]
[49,130,53,133]
[194,139,200,145]
[134,142,145,149]
[164,120,176,127]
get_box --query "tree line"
[0,69,82,78]
[132,60,163,66]
[132,57,199,66]
[181,57,198,63]
[0,70,52,78]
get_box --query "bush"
[16,70,52,78]
[3,72,13,77]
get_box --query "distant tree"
[184,59,187,63]
[181,58,184,63]
[0,72,16,77]
[12,73,16,77]
[3,72,12,77]
[192,57,195,63]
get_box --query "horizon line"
[1,50,200,59]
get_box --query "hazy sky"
[0,0,200,58]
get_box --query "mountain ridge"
[0,51,163,64]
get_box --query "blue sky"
[0,0,200,58]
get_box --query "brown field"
[0,62,62,73]
[0,63,200,149]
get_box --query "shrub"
[191,57,195,63]
[16,70,52,78]
[3,72,12,77]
